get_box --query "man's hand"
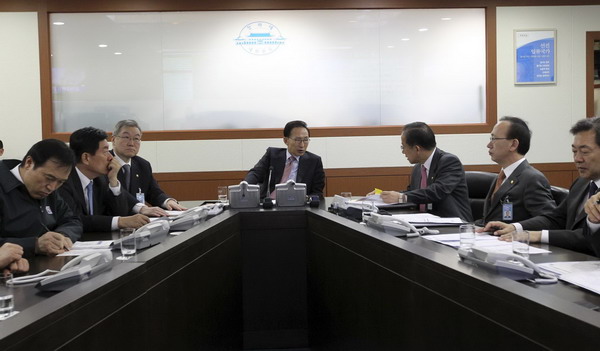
[585,193,600,223]
[139,206,168,217]
[118,214,150,229]
[165,199,186,211]
[499,230,542,243]
[6,258,29,274]
[36,232,73,256]
[379,191,406,204]
[0,243,24,268]
[481,221,515,236]
[107,158,122,187]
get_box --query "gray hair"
[113,119,142,136]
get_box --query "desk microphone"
[263,166,274,209]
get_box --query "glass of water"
[511,230,530,259]
[0,273,14,319]
[459,224,476,251]
[117,228,137,260]
[217,186,228,203]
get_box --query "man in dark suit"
[245,120,325,198]
[480,116,556,224]
[485,117,600,255]
[111,120,186,216]
[0,139,81,256]
[374,122,473,221]
[58,127,150,233]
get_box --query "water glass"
[459,224,476,250]
[117,228,137,260]
[218,186,228,203]
[0,273,14,319]
[511,230,530,259]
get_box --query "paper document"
[57,240,113,257]
[350,195,397,208]
[537,261,600,294]
[391,213,465,226]
[422,233,550,254]
[166,210,185,217]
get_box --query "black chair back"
[465,171,497,221]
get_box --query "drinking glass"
[459,224,476,251]
[218,186,228,203]
[116,228,136,260]
[511,230,530,259]
[0,273,14,319]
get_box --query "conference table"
[1,201,600,350]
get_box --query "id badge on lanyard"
[502,196,513,221]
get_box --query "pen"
[40,221,70,251]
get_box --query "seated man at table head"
[245,120,325,198]
[479,116,556,224]
[0,243,29,274]
[371,121,473,222]
[0,139,81,256]
[111,119,186,216]
[58,127,150,233]
[485,117,600,255]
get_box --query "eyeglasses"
[489,136,512,142]
[289,137,310,144]
[116,135,142,144]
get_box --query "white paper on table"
[422,233,550,254]
[391,213,464,226]
[538,261,600,276]
[559,270,600,295]
[58,248,112,257]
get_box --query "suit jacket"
[0,160,82,257]
[111,151,171,208]
[405,149,473,222]
[57,168,130,232]
[520,177,594,255]
[245,147,325,198]
[481,160,556,224]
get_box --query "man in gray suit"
[480,116,556,224]
[485,117,600,255]
[375,122,473,222]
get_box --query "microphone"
[263,166,274,209]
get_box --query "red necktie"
[492,170,506,196]
[419,165,427,212]
[271,157,295,198]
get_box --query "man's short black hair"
[20,139,75,169]
[283,120,310,138]
[0,139,3,149]
[70,127,108,162]
[499,116,531,155]
[570,117,600,147]
[403,122,436,150]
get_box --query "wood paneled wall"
[155,162,578,201]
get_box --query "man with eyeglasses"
[478,116,555,224]
[58,127,151,233]
[111,120,186,215]
[484,117,600,255]
[370,121,473,222]
[245,120,325,198]
[0,139,82,257]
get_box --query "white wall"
[3,6,600,171]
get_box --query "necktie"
[86,181,94,215]
[122,164,131,192]
[589,182,598,199]
[419,165,427,212]
[492,170,506,196]
[271,157,295,199]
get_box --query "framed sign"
[514,29,556,84]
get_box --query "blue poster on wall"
[515,30,556,84]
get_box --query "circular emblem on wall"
[235,21,286,55]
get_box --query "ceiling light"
[114,52,122,55]
[98,44,108,48]
[401,38,410,41]
[441,17,452,21]
[418,28,428,32]
[53,22,65,26]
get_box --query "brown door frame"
[586,31,600,117]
